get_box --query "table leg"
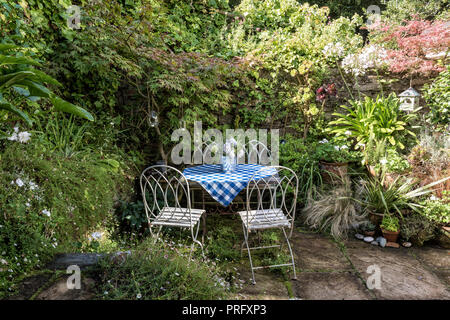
[202,189,207,243]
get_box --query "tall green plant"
[0,44,93,132]
[362,174,450,215]
[329,94,417,150]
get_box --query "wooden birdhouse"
[399,87,420,112]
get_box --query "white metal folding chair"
[140,165,205,260]
[238,166,298,284]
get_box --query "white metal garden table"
[182,164,279,238]
[183,164,278,207]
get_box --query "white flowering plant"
[341,45,388,77]
[375,148,411,174]
[7,126,31,143]
[314,136,362,163]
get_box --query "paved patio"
[9,229,449,300]
[238,230,450,300]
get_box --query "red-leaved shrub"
[368,20,450,78]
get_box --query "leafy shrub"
[230,0,363,139]
[116,200,147,233]
[315,136,362,163]
[368,19,449,78]
[0,43,93,131]
[420,192,450,225]
[381,0,449,22]
[374,147,411,174]
[96,238,229,300]
[422,66,450,128]
[330,94,417,150]
[0,141,130,296]
[380,214,400,232]
[205,225,241,262]
[280,136,322,203]
[400,213,438,246]
[407,132,450,197]
[399,190,449,247]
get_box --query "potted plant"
[380,214,400,243]
[315,137,361,183]
[361,173,450,225]
[362,222,377,237]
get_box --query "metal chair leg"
[193,239,205,259]
[240,240,246,258]
[150,225,162,245]
[242,224,256,285]
[189,222,205,262]
[282,227,297,280]
[188,242,195,263]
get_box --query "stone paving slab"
[237,269,290,300]
[410,246,450,270]
[35,275,96,300]
[292,272,373,300]
[47,253,106,270]
[290,231,352,272]
[410,245,450,287]
[345,239,450,300]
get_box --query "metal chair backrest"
[193,141,221,164]
[140,165,192,225]
[193,139,271,165]
[245,166,298,233]
[244,140,271,165]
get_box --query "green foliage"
[400,213,438,245]
[230,0,363,138]
[117,200,147,232]
[380,214,400,232]
[374,147,411,173]
[0,141,130,296]
[315,136,362,163]
[330,94,417,150]
[0,43,93,131]
[32,114,92,158]
[279,136,323,203]
[362,221,376,232]
[381,0,449,22]
[420,192,450,225]
[96,238,229,300]
[422,66,450,128]
[305,0,386,19]
[362,173,450,215]
[205,225,241,262]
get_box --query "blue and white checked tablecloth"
[183,164,277,207]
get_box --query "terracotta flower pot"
[319,161,348,184]
[364,231,376,237]
[381,228,400,243]
[369,211,384,225]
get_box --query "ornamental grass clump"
[302,178,367,240]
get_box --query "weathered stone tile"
[290,232,352,272]
[346,242,450,300]
[292,272,372,300]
